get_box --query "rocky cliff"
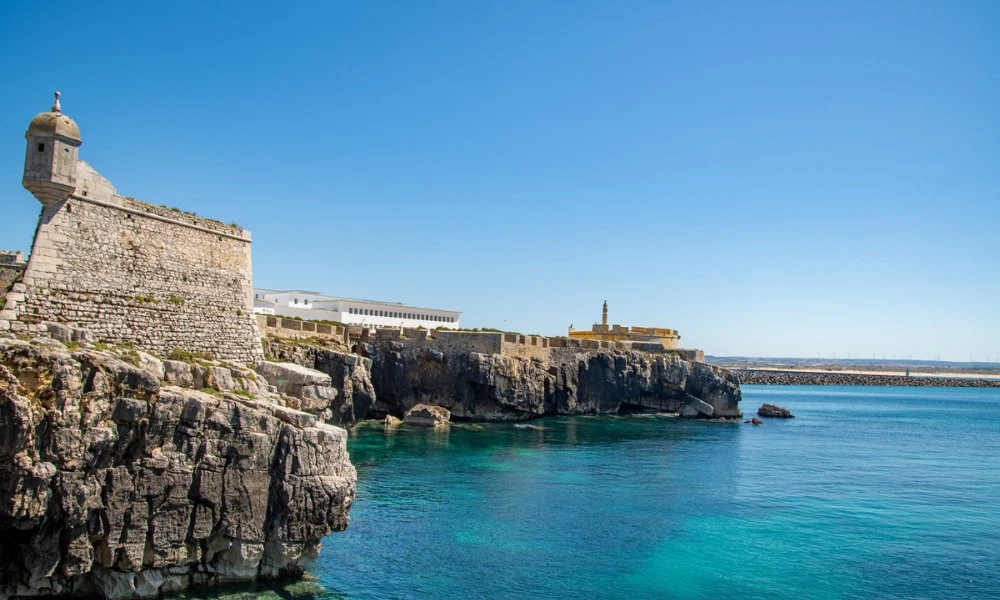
[262,337,376,427]
[0,337,356,599]
[361,342,741,421]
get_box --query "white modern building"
[253,288,461,330]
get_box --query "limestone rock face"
[258,336,740,422]
[403,404,451,427]
[0,338,356,599]
[367,343,741,421]
[256,361,332,394]
[261,339,376,427]
[757,403,795,418]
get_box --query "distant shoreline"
[733,368,1000,388]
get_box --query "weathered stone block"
[137,352,165,381]
[112,398,147,424]
[271,405,318,429]
[255,362,331,394]
[205,366,235,391]
[403,404,451,427]
[46,322,74,342]
[163,360,195,388]
[683,396,715,417]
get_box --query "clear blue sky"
[1,1,997,361]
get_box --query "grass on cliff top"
[62,339,141,366]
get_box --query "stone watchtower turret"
[2,91,264,362]
[23,91,82,206]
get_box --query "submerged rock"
[758,403,795,418]
[0,338,356,599]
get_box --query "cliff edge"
[357,340,741,421]
[0,337,356,599]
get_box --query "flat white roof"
[254,287,460,314]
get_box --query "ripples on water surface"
[199,386,1000,599]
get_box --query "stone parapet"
[257,314,345,343]
[374,327,704,365]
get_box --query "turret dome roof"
[27,92,81,142]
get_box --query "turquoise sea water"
[254,386,1000,599]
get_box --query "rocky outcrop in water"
[0,337,356,599]
[758,403,794,418]
[363,342,741,420]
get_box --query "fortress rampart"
[360,326,704,363]
[257,314,346,341]
[567,301,682,348]
[256,313,705,363]
[0,251,26,298]
[1,94,263,364]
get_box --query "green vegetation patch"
[168,348,215,363]
[120,349,140,367]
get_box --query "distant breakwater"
[734,369,1000,388]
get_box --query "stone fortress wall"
[1,95,264,364]
[407,329,704,363]
[258,311,705,363]
[0,251,26,297]
[261,319,702,364]
[257,314,346,341]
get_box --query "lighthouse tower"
[22,91,82,207]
